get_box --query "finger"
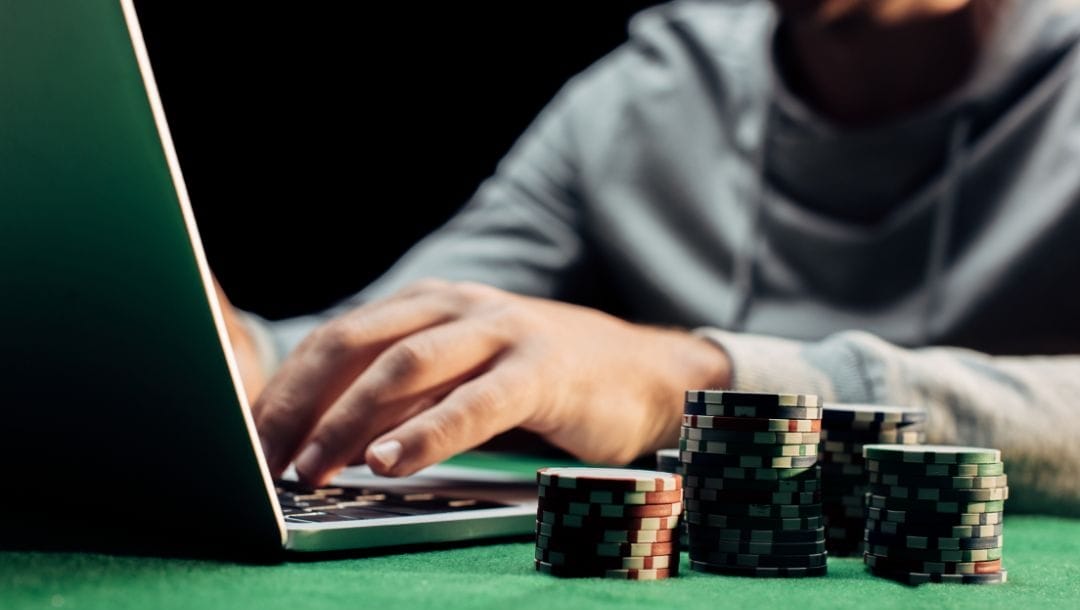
[365,366,528,478]
[292,320,510,485]
[250,279,451,423]
[255,288,464,474]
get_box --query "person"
[217,0,1080,515]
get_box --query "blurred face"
[771,0,974,25]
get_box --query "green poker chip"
[865,459,1005,477]
[862,445,1001,465]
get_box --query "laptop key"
[284,512,355,523]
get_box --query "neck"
[777,2,1003,125]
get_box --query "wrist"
[644,327,732,452]
[679,329,732,390]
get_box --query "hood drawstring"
[922,111,973,344]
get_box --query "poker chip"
[684,499,823,519]
[687,525,826,544]
[537,467,682,492]
[821,427,924,444]
[536,497,682,518]
[689,561,828,578]
[684,402,823,420]
[535,547,678,569]
[535,535,675,557]
[655,448,681,474]
[866,566,1007,585]
[864,519,1002,539]
[866,472,1008,490]
[654,448,688,548]
[863,444,1001,465]
[681,391,826,579]
[866,482,1008,502]
[680,427,821,445]
[863,529,1003,550]
[534,467,682,581]
[680,450,819,469]
[683,464,817,480]
[683,486,822,505]
[534,560,675,580]
[536,522,675,543]
[681,415,821,433]
[538,485,684,505]
[818,403,928,556]
[864,554,1002,575]
[537,510,681,531]
[685,391,822,407]
[866,506,1003,526]
[684,468,821,493]
[684,511,825,530]
[864,493,1004,514]
[864,544,1003,563]
[691,550,828,569]
[679,439,819,457]
[688,538,826,555]
[865,459,1005,477]
[860,445,1008,585]
[821,404,928,426]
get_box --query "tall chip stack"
[680,391,827,577]
[655,448,688,547]
[861,445,1008,585]
[819,404,928,555]
[535,467,683,580]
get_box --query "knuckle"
[314,423,354,456]
[402,277,450,295]
[255,397,301,436]
[382,339,430,380]
[310,320,355,359]
[449,281,503,307]
[465,382,503,419]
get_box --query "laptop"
[0,0,536,558]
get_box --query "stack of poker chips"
[655,448,688,547]
[534,467,682,580]
[680,391,827,578]
[819,404,928,555]
[861,445,1008,585]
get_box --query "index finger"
[254,288,463,474]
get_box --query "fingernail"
[295,442,324,480]
[369,440,403,471]
[259,435,273,465]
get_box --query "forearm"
[698,328,1080,515]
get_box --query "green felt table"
[3,453,1079,610]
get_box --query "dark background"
[134,2,659,319]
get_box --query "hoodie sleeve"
[697,327,1080,516]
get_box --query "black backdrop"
[135,2,659,319]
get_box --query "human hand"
[253,279,730,486]
[212,277,268,405]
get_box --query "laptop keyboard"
[276,480,508,523]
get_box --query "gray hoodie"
[259,0,1080,514]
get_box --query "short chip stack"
[535,467,683,580]
[655,448,688,547]
[681,391,827,577]
[819,404,928,555]
[861,445,1008,585]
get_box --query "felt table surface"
[3,453,1079,610]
